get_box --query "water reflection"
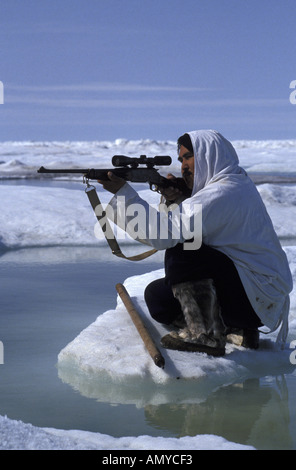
[144,375,295,450]
[1,246,295,448]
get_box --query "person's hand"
[159,173,183,202]
[97,172,126,194]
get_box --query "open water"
[0,245,296,450]
[1,139,296,449]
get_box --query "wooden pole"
[115,283,165,369]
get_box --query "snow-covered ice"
[1,138,296,251]
[57,252,296,400]
[0,138,296,450]
[0,138,296,180]
[0,414,255,450]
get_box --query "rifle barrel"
[38,166,89,174]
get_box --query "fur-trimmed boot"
[226,328,259,349]
[161,279,226,357]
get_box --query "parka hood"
[187,129,246,195]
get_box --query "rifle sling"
[86,186,158,261]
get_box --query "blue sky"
[0,0,296,141]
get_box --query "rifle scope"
[112,155,172,168]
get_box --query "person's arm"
[98,171,201,250]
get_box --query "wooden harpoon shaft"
[115,283,165,369]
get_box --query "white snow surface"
[0,138,296,180]
[57,251,296,395]
[1,139,296,450]
[0,138,296,251]
[0,414,255,450]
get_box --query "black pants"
[144,244,262,330]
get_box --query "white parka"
[109,130,293,344]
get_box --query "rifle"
[37,154,191,196]
[37,155,191,261]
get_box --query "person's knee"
[144,281,156,306]
[144,278,164,303]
